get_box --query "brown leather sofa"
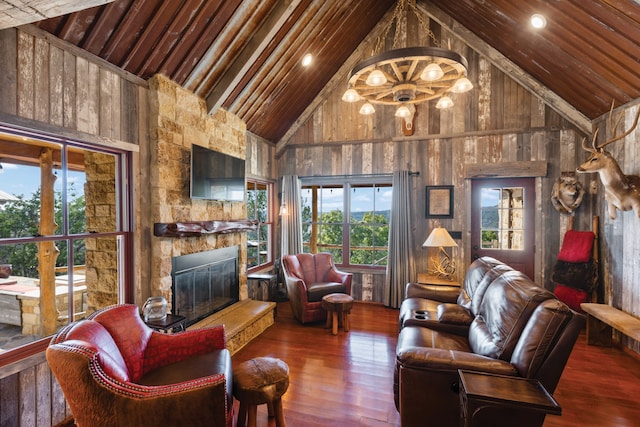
[46,304,233,427]
[398,256,514,333]
[394,257,584,427]
[282,253,352,324]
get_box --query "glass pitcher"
[142,296,168,322]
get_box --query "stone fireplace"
[147,74,249,307]
[147,75,275,354]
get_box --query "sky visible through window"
[311,186,393,213]
[0,162,86,199]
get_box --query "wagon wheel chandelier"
[342,0,473,125]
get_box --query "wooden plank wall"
[591,103,640,354]
[0,25,148,427]
[278,27,593,304]
[247,132,278,180]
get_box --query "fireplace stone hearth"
[189,299,275,355]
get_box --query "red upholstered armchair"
[282,253,352,324]
[46,304,233,427]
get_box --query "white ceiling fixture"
[530,13,547,29]
[301,53,313,67]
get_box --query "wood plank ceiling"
[28,0,640,143]
[428,0,640,124]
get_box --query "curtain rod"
[299,171,419,179]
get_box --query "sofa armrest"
[110,379,229,426]
[404,282,459,303]
[397,347,518,376]
[394,347,519,427]
[285,276,309,301]
[437,303,474,326]
[325,268,353,294]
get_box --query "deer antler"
[582,128,599,153]
[597,102,640,150]
[608,100,623,140]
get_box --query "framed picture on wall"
[425,185,454,218]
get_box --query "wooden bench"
[580,303,640,346]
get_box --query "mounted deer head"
[576,103,640,219]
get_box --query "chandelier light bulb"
[421,63,444,82]
[436,95,454,109]
[359,102,375,115]
[395,105,411,118]
[342,88,360,102]
[365,69,387,86]
[451,77,474,93]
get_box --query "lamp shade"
[422,227,458,248]
[359,102,375,115]
[421,63,444,82]
[435,95,454,109]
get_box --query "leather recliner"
[282,253,352,324]
[394,259,584,427]
[46,304,233,427]
[398,256,514,332]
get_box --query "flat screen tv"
[190,144,245,202]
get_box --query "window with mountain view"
[300,177,392,268]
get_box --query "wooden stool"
[233,357,289,427]
[321,293,354,335]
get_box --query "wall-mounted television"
[190,144,245,202]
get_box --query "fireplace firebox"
[171,245,239,327]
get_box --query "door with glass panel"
[470,178,535,279]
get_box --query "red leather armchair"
[46,304,233,427]
[282,253,352,324]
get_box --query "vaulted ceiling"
[27,0,640,143]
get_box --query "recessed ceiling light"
[531,13,547,29]
[301,53,313,67]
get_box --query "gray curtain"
[384,170,416,308]
[280,175,303,256]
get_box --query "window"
[300,177,392,268]
[480,186,525,250]
[0,129,131,360]
[246,179,273,270]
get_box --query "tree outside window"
[246,179,273,269]
[0,136,130,356]
[301,178,391,268]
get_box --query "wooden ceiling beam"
[276,6,397,151]
[202,0,303,116]
[0,0,114,30]
[233,0,331,120]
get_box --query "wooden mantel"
[153,220,258,237]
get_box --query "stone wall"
[147,75,249,305]
[84,152,118,311]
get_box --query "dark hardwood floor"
[232,301,640,427]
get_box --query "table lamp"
[422,226,458,279]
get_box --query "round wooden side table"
[321,293,354,335]
[233,357,289,427]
